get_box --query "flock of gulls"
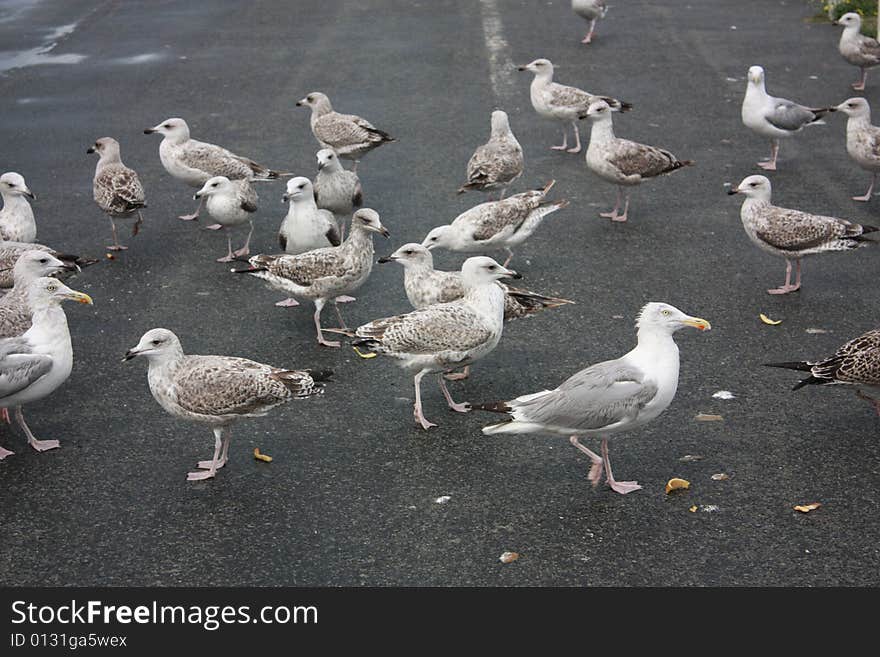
[0,4,879,495]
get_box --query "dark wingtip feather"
[763,361,813,371]
[306,369,334,383]
[468,400,512,414]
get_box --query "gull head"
[490,110,511,135]
[378,243,433,268]
[421,225,453,250]
[14,250,73,281]
[352,208,390,238]
[585,100,613,122]
[86,137,121,161]
[316,148,342,172]
[835,12,861,29]
[460,256,520,287]
[296,92,332,113]
[123,328,181,363]
[636,302,710,335]
[144,117,189,141]
[27,277,93,309]
[194,176,233,200]
[834,96,871,118]
[747,65,765,86]
[0,172,34,200]
[282,176,314,203]
[728,174,772,201]
[517,58,553,75]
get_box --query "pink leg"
[16,407,59,452]
[0,444,14,460]
[314,299,340,347]
[233,222,253,257]
[179,198,203,221]
[204,224,223,231]
[853,173,875,202]
[197,427,231,470]
[437,374,470,413]
[853,67,867,91]
[856,390,880,416]
[600,187,623,219]
[569,436,604,487]
[612,194,630,223]
[551,127,569,151]
[601,437,641,494]
[216,233,236,263]
[768,259,800,294]
[275,298,300,307]
[581,18,597,43]
[502,247,514,267]
[758,140,779,171]
[188,427,224,481]
[132,210,144,236]
[333,301,349,330]
[567,122,582,154]
[413,370,437,429]
[444,365,471,381]
[1,407,10,423]
[107,218,128,251]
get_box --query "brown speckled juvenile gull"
[313,148,363,223]
[836,12,880,91]
[88,137,146,251]
[458,110,523,200]
[832,97,880,202]
[296,92,395,172]
[0,173,36,243]
[0,241,94,290]
[144,117,287,221]
[421,181,567,266]
[729,175,877,295]
[123,328,329,481]
[585,100,693,222]
[352,257,519,430]
[766,327,880,415]
[517,58,631,154]
[239,209,389,347]
[193,176,258,262]
[0,251,75,339]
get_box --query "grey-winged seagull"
[472,302,710,495]
[832,97,880,201]
[88,137,146,251]
[313,148,362,229]
[741,66,830,171]
[458,110,524,200]
[728,175,877,294]
[352,256,519,430]
[517,58,632,153]
[0,173,36,243]
[584,100,692,222]
[0,278,92,460]
[193,176,258,262]
[835,12,880,91]
[421,181,567,266]
[123,328,330,481]
[572,0,608,44]
[144,117,287,221]
[296,92,395,173]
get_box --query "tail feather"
[272,369,328,397]
[763,361,813,372]
[306,369,334,383]
[468,400,512,414]
[792,375,825,391]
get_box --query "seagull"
[835,12,880,91]
[0,241,95,291]
[584,100,693,222]
[458,110,524,200]
[123,328,330,481]
[728,175,877,294]
[472,302,710,495]
[351,256,519,430]
[517,58,632,154]
[0,278,92,460]
[313,148,363,231]
[0,172,36,243]
[193,176,258,262]
[741,66,830,171]
[832,97,880,201]
[421,181,567,266]
[144,117,287,221]
[0,251,76,339]
[296,92,395,172]
[572,0,608,44]
[379,243,573,381]
[88,137,146,251]
[237,209,389,347]
[765,327,880,415]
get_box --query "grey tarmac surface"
[0,0,878,586]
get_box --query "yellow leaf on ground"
[666,478,690,494]
[794,502,822,513]
[253,448,272,463]
[759,313,782,325]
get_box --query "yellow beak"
[65,290,94,305]
[682,317,710,331]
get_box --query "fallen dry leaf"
[794,502,822,513]
[759,313,782,325]
[253,447,272,463]
[711,473,730,481]
[689,505,698,513]
[695,413,724,422]
[665,478,690,494]
[105,253,115,260]
[499,551,519,564]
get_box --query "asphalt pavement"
[0,0,878,586]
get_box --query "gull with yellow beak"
[0,278,92,459]
[473,302,710,495]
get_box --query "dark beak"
[193,193,201,200]
[505,270,522,280]
[143,128,155,134]
[295,101,303,107]
[380,228,391,238]
[317,162,325,171]
[282,193,291,203]
[726,188,739,196]
[86,147,95,154]
[24,190,35,200]
[516,65,527,71]
[122,350,137,362]
[377,256,394,263]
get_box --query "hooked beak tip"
[377,256,393,263]
[86,147,95,154]
[143,128,154,134]
[727,188,739,195]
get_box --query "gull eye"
[47,284,57,292]
[211,182,218,187]
[164,123,171,129]
[404,250,413,255]
[662,309,671,316]
[307,95,314,102]
[39,258,47,264]
[151,339,161,346]
[488,265,497,270]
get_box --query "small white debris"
[725,77,739,82]
[809,75,818,80]
[711,473,731,481]
[434,495,452,504]
[699,504,720,513]
[806,328,832,334]
[712,390,735,400]
[499,551,520,564]
[679,454,704,462]
[730,25,737,30]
